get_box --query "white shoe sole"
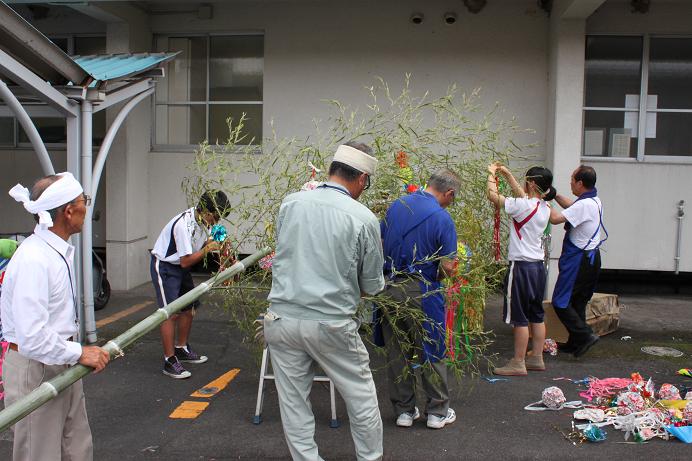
[178,356,208,364]
[427,413,456,429]
[396,408,420,427]
[163,369,191,379]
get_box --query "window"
[153,34,264,147]
[583,35,692,159]
[0,35,106,147]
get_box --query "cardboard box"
[543,293,620,343]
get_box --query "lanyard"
[41,238,78,324]
[318,183,352,198]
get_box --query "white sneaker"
[396,407,421,427]
[427,408,456,429]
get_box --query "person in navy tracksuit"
[150,191,229,379]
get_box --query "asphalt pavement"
[1,281,691,460]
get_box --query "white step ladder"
[253,346,339,428]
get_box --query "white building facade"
[1,0,690,291]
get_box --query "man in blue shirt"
[379,169,460,429]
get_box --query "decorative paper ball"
[658,383,681,400]
[542,386,566,409]
[684,401,692,422]
[616,392,646,416]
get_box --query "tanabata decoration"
[543,338,558,356]
[395,151,420,193]
[617,392,647,416]
[579,377,632,402]
[627,372,655,399]
[301,162,323,191]
[573,408,605,423]
[569,372,692,442]
[665,425,692,444]
[525,386,582,411]
[659,383,681,401]
[445,242,474,361]
[211,224,227,242]
[582,424,607,442]
[684,401,692,422]
[543,386,567,409]
[677,368,692,379]
[259,252,275,271]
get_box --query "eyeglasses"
[364,175,371,190]
[74,195,92,206]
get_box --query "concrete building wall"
[147,0,551,246]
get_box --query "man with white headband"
[265,142,385,460]
[1,173,110,461]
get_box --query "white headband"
[333,144,378,175]
[9,172,84,228]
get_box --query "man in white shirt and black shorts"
[150,191,228,379]
[549,165,607,358]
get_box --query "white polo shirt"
[504,197,550,262]
[563,197,603,251]
[0,225,82,365]
[151,208,208,265]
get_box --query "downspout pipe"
[675,200,685,275]
[91,88,154,206]
[0,79,55,175]
[81,100,97,344]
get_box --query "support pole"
[66,114,84,341]
[91,88,154,206]
[0,248,271,433]
[81,100,97,344]
[0,79,54,175]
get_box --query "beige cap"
[332,144,377,175]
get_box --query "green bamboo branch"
[0,248,272,433]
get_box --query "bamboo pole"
[0,247,272,433]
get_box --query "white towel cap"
[332,144,377,175]
[8,172,83,228]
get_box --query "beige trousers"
[264,313,383,461]
[3,349,93,461]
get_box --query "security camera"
[444,12,457,24]
[410,13,424,25]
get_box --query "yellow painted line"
[96,301,153,328]
[190,368,241,398]
[169,401,210,419]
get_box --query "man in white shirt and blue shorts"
[549,165,607,358]
[150,191,228,378]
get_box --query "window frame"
[151,32,265,152]
[582,33,692,164]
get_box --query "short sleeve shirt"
[504,197,550,262]
[381,191,457,283]
[151,208,208,264]
[562,197,603,251]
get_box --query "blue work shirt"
[381,190,457,282]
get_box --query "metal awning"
[0,2,91,85]
[74,53,177,85]
[0,0,178,345]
